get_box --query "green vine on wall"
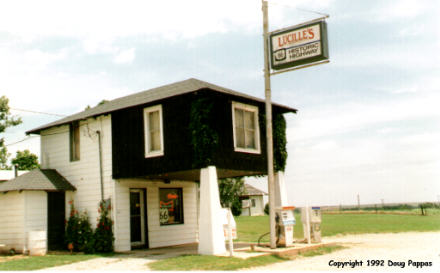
[189,96,219,168]
[273,113,287,172]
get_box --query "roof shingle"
[242,183,267,196]
[0,169,76,192]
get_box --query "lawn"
[235,212,440,243]
[0,254,112,271]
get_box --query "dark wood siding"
[112,93,194,179]
[112,89,287,179]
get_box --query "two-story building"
[0,78,296,255]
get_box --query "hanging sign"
[270,20,329,70]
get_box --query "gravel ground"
[38,231,440,271]
[246,231,440,271]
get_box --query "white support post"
[198,166,226,255]
[274,171,289,208]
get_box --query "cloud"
[113,48,135,64]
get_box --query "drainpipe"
[96,130,104,202]
[14,164,18,177]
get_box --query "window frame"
[159,188,184,226]
[143,104,164,158]
[69,121,80,161]
[231,101,261,154]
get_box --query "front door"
[47,192,66,250]
[130,189,147,248]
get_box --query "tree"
[218,177,245,216]
[11,149,40,170]
[0,96,22,170]
[85,99,109,110]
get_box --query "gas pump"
[275,206,295,247]
[301,206,322,243]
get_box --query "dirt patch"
[0,255,27,263]
[244,231,440,271]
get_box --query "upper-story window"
[232,102,261,154]
[69,121,80,161]
[144,105,164,158]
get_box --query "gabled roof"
[241,183,267,196]
[26,78,297,134]
[0,169,76,192]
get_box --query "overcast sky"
[1,0,439,206]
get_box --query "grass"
[148,254,287,271]
[0,253,113,271]
[236,212,440,243]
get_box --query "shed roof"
[27,78,297,134]
[242,183,267,196]
[0,169,76,192]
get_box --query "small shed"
[240,184,267,216]
[0,169,75,254]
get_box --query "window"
[232,102,260,153]
[144,105,164,157]
[251,199,256,207]
[69,121,80,161]
[159,188,183,225]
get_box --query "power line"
[4,135,39,147]
[10,108,67,117]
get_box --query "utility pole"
[262,0,276,249]
[357,194,360,210]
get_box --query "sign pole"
[262,0,276,249]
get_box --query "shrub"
[231,199,242,216]
[264,203,269,215]
[65,201,94,252]
[93,200,114,253]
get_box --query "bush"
[65,201,94,253]
[94,200,114,253]
[65,200,114,253]
[231,199,242,216]
[264,203,269,215]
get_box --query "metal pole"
[97,130,104,202]
[262,0,276,249]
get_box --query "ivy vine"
[273,113,287,172]
[189,96,219,168]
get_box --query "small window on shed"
[232,102,260,154]
[143,105,164,158]
[69,121,80,161]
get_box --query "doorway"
[130,189,148,248]
[47,191,66,250]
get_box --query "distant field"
[235,211,440,243]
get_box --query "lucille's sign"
[270,20,329,70]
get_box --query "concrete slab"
[244,242,338,258]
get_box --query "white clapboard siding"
[0,191,25,252]
[114,180,199,251]
[24,191,48,233]
[41,116,115,228]
[250,196,265,216]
